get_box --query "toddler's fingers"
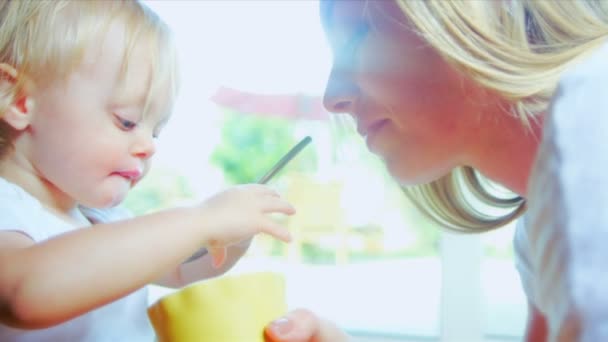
[260,220,292,243]
[262,198,296,215]
[209,247,227,268]
[244,184,280,197]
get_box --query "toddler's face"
[26,22,173,208]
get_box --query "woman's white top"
[0,177,154,341]
[514,40,608,341]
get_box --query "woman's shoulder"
[513,217,536,303]
[552,39,608,131]
[561,39,608,81]
[548,39,608,205]
[520,39,608,338]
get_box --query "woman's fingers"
[265,309,349,342]
[264,309,320,342]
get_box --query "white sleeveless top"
[0,177,154,341]
[514,40,608,341]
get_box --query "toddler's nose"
[131,132,156,159]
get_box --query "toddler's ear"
[0,63,33,131]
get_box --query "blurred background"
[134,1,526,341]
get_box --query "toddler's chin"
[106,191,128,208]
[85,189,128,209]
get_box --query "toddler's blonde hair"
[0,0,179,157]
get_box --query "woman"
[264,0,608,341]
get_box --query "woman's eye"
[350,25,370,50]
[114,115,137,130]
[337,24,370,64]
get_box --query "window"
[136,2,526,341]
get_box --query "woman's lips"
[365,119,389,149]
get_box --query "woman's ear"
[0,63,33,131]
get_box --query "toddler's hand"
[208,246,227,268]
[198,184,295,266]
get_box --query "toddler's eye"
[114,114,137,130]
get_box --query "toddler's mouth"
[112,170,142,182]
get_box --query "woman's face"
[322,0,487,184]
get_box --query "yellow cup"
[148,272,286,342]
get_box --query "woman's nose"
[322,67,358,114]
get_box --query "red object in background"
[210,86,329,121]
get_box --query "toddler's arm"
[0,184,294,329]
[155,239,252,288]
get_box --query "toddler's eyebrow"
[111,83,148,106]
[121,91,148,107]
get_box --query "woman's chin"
[385,159,445,186]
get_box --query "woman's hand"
[265,309,349,342]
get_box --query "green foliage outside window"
[124,168,194,216]
[210,110,317,184]
[123,109,442,262]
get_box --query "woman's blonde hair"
[393,0,608,232]
[321,0,608,232]
[0,0,179,157]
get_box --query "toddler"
[0,1,294,340]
